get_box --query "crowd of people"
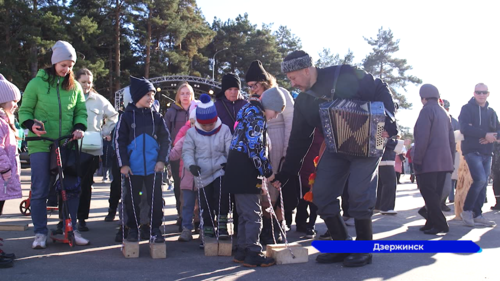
[0,40,498,269]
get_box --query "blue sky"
[196,0,499,128]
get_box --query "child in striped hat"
[194,94,223,135]
[182,94,233,244]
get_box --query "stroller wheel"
[20,200,31,216]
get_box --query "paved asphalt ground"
[1,169,498,281]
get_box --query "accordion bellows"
[319,99,386,157]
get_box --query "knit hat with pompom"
[196,94,218,124]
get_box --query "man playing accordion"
[272,50,398,267]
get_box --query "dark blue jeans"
[463,153,492,217]
[30,153,54,235]
[30,152,79,235]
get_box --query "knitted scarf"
[195,118,222,136]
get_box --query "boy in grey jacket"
[182,94,232,242]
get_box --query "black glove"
[189,165,201,177]
[221,163,226,171]
[273,171,291,186]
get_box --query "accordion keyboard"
[320,99,386,157]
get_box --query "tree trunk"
[30,0,38,78]
[114,0,121,93]
[109,47,114,102]
[144,6,152,78]
[156,35,160,64]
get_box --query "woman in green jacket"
[18,41,89,249]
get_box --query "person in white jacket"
[182,94,232,244]
[245,60,295,243]
[75,68,118,231]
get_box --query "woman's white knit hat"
[0,74,21,104]
[51,40,77,65]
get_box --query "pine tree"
[0,1,303,99]
[203,14,296,86]
[272,25,302,88]
[274,25,302,57]
[0,0,34,86]
[0,0,73,87]
[362,27,421,109]
[132,0,214,78]
[205,14,256,80]
[71,0,130,100]
[315,48,354,68]
[132,0,177,78]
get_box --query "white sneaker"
[381,210,398,215]
[178,227,193,242]
[74,230,90,246]
[32,233,47,249]
[474,215,496,227]
[461,210,475,227]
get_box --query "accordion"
[319,99,386,157]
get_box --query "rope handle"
[195,176,217,242]
[121,174,141,250]
[263,179,296,259]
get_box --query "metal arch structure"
[114,75,222,110]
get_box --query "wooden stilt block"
[150,242,167,259]
[266,243,308,264]
[265,243,300,256]
[0,224,28,231]
[204,237,218,256]
[218,239,232,256]
[272,247,308,264]
[122,241,139,258]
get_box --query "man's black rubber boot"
[316,214,351,264]
[233,248,245,263]
[243,250,276,267]
[343,219,373,267]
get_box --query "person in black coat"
[458,83,499,227]
[413,84,455,234]
[273,51,397,267]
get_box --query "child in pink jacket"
[0,74,22,215]
[169,111,199,242]
[0,74,22,268]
